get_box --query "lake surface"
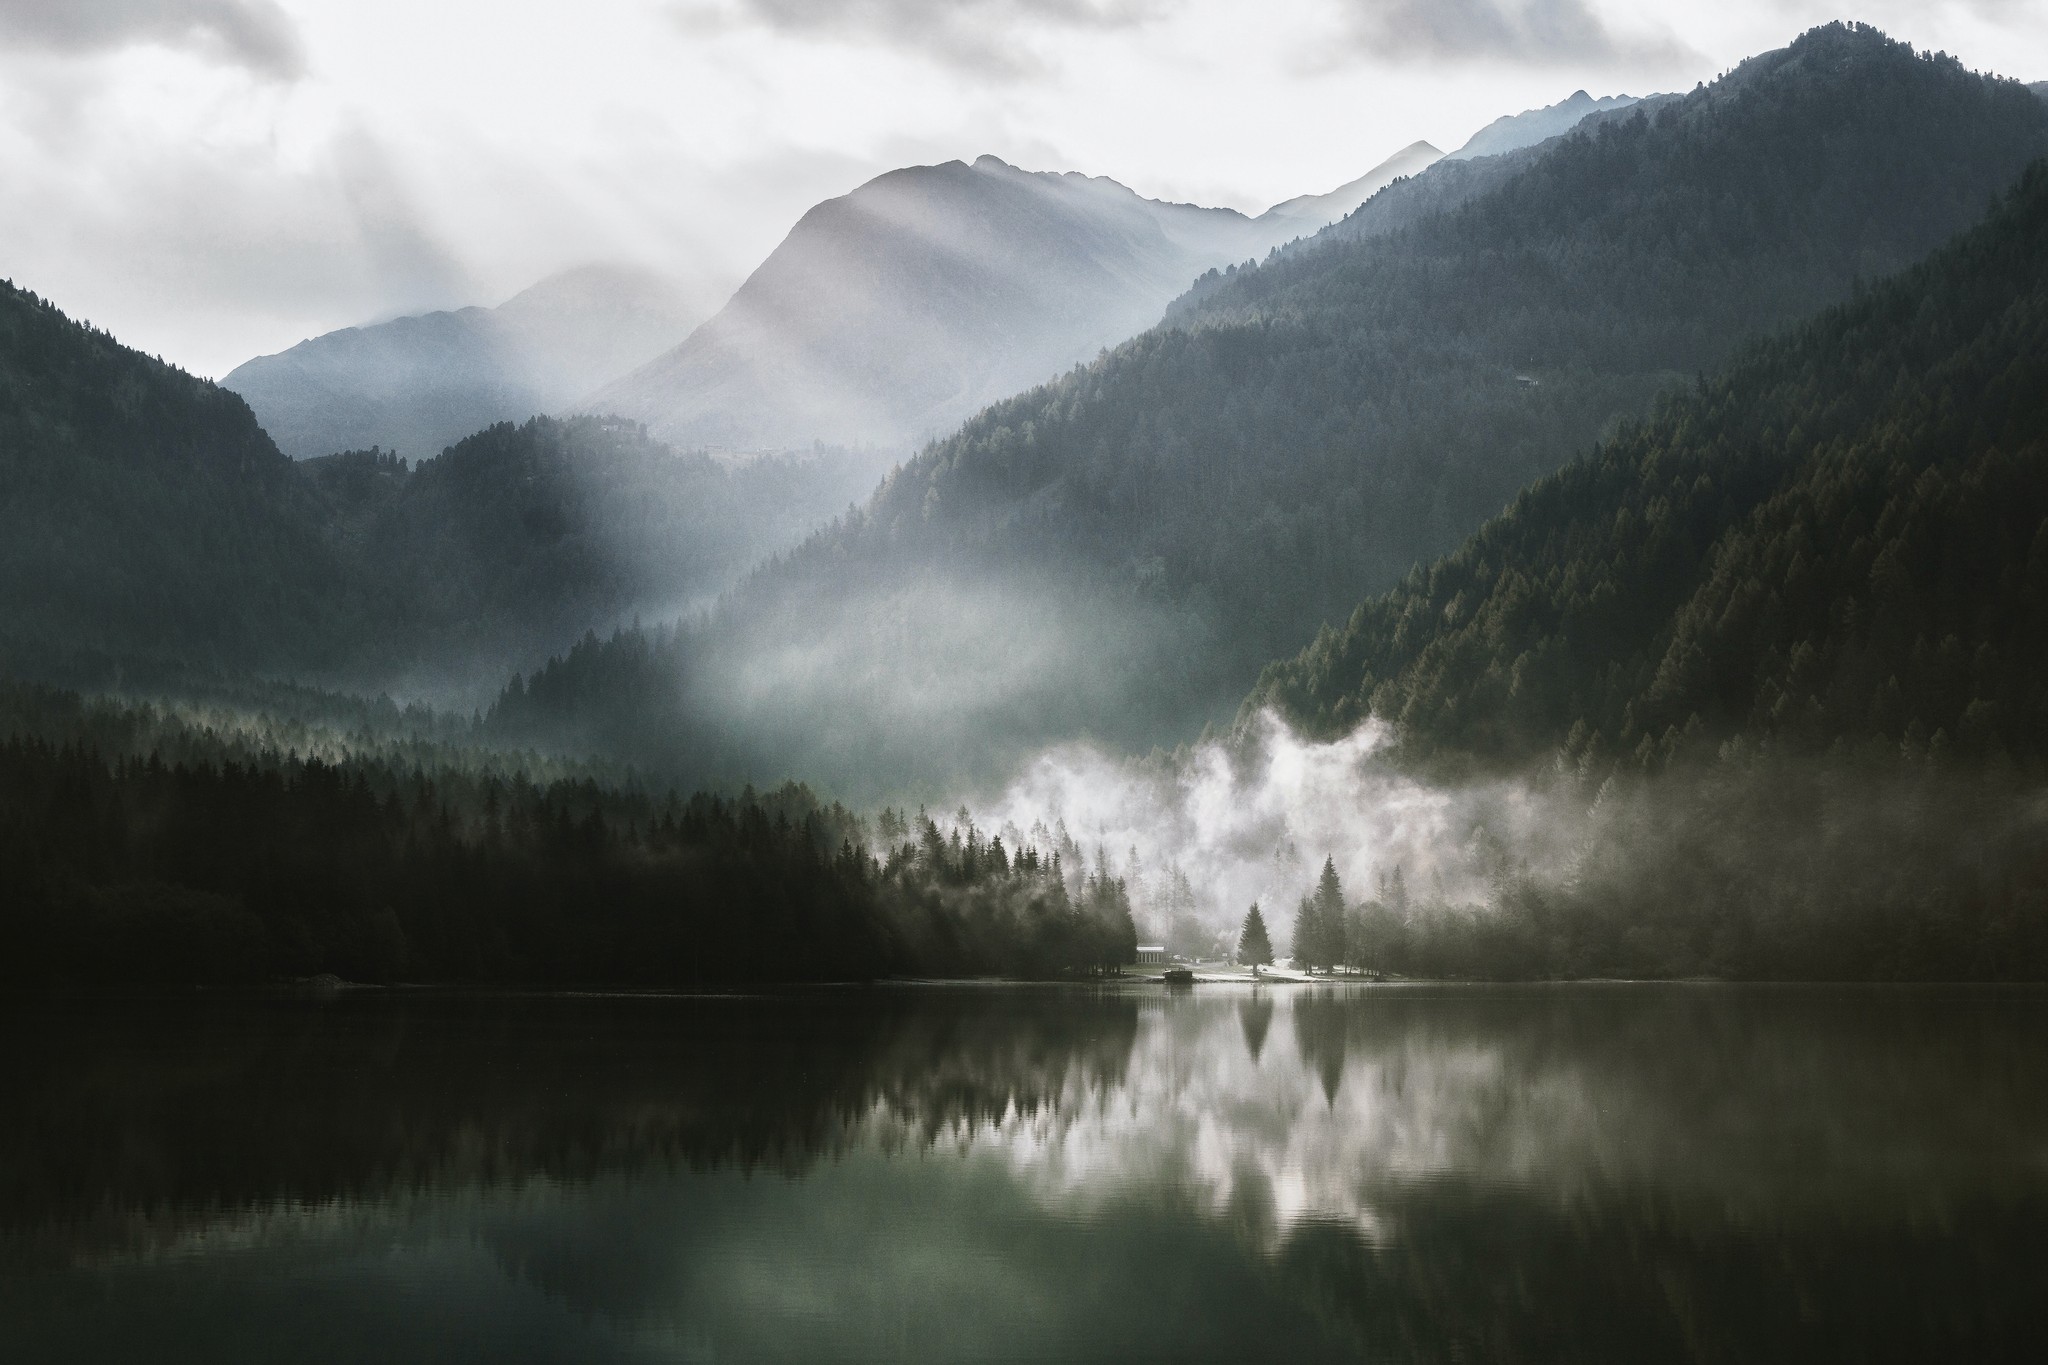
[4,984,2047,1362]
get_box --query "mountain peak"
[585,152,1277,452]
[1448,89,1646,161]
[1259,141,1443,229]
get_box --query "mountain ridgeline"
[1246,159,2048,772]
[0,281,355,675]
[494,25,2048,795]
[223,264,705,462]
[586,147,1439,455]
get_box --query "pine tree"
[1312,857,1347,972]
[1291,895,1317,973]
[1237,903,1274,967]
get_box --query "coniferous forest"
[0,684,1136,986]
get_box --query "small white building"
[1135,945,1170,966]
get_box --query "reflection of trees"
[0,990,1138,1261]
[1237,995,1274,1063]
[1292,989,1349,1104]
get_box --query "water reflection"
[4,985,2046,1362]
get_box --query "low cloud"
[0,0,305,79]
[1338,0,1693,67]
[672,0,1161,76]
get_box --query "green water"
[3,985,2045,1362]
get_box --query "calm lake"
[3,984,2046,1362]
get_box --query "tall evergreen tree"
[1237,903,1274,967]
[1312,857,1348,972]
[1291,895,1317,974]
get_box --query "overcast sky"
[2,1,2043,377]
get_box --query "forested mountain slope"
[305,419,892,688]
[891,25,2041,645]
[498,25,2048,794]
[0,280,357,675]
[224,264,702,461]
[1247,161,2048,771]
[0,278,886,693]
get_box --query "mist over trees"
[1218,160,2048,981]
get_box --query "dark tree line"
[0,686,1135,987]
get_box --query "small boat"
[1162,967,1195,986]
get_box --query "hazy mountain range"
[8,22,2046,801]
[217,86,1646,466]
[221,264,703,461]
[486,23,2048,796]
[584,144,1440,454]
[222,143,1455,465]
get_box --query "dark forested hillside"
[0,281,358,676]
[0,273,888,694]
[305,417,892,687]
[1247,160,2048,771]
[494,25,2048,795]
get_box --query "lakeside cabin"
[1135,945,1169,967]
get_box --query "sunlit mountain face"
[7,988,2046,1362]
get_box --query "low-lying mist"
[954,711,2048,978]
[965,713,1547,955]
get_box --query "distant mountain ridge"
[222,264,702,461]
[1256,140,1442,233]
[586,146,1436,453]
[1447,89,1644,160]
